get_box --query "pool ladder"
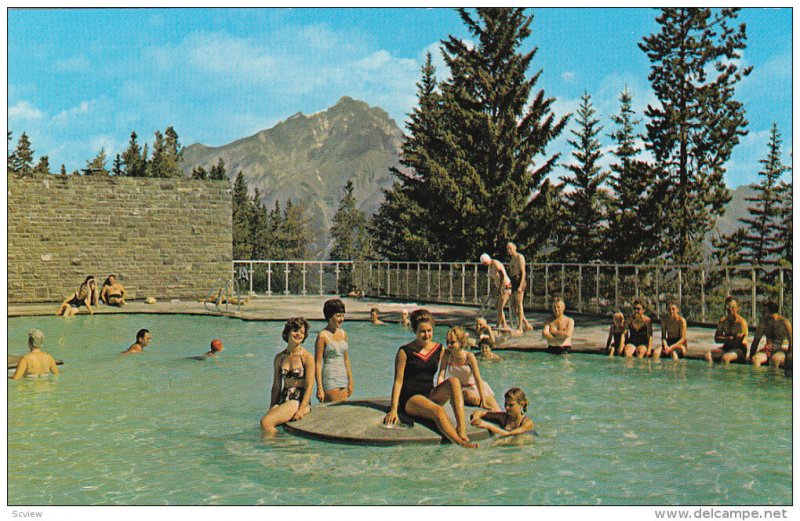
[476,290,517,331]
[204,278,242,315]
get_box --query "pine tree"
[162,126,184,178]
[60,164,67,176]
[209,158,227,181]
[231,171,252,259]
[518,178,564,260]
[372,8,567,261]
[191,166,208,180]
[774,180,792,265]
[264,200,284,259]
[147,130,166,177]
[640,8,752,264]
[111,154,124,176]
[558,92,609,262]
[32,156,51,176]
[7,131,17,173]
[737,123,790,264]
[330,180,371,261]
[248,188,269,260]
[605,87,659,263]
[281,199,310,259]
[85,148,109,175]
[11,132,34,175]
[121,131,146,177]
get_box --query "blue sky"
[7,7,792,187]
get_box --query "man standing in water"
[507,242,532,333]
[480,253,512,331]
[10,329,59,379]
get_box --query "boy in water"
[10,329,59,379]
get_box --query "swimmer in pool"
[470,387,535,437]
[400,309,412,330]
[10,329,59,379]
[383,309,477,448]
[475,318,501,361]
[121,329,151,355]
[370,308,386,325]
[205,339,224,358]
[315,299,354,403]
[261,317,315,436]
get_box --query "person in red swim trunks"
[749,301,792,369]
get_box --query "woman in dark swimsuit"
[624,300,652,358]
[261,317,315,436]
[383,309,477,448]
[56,275,98,317]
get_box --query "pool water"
[7,314,791,505]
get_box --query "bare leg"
[405,394,476,448]
[260,401,300,436]
[751,352,767,368]
[429,377,468,440]
[770,352,785,369]
[635,345,647,358]
[496,292,510,330]
[652,346,663,361]
[323,388,349,402]
[624,344,636,358]
[721,350,740,364]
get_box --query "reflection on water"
[8,314,791,505]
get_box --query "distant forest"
[8,8,791,269]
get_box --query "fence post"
[318,264,324,296]
[249,261,254,296]
[427,263,431,300]
[267,262,273,296]
[448,264,454,303]
[416,263,421,299]
[284,263,290,295]
[700,269,706,322]
[578,265,583,313]
[779,268,785,314]
[634,266,640,300]
[751,268,757,324]
[301,263,307,296]
[725,267,731,296]
[387,262,392,297]
[473,264,479,304]
[335,263,341,296]
[655,267,660,319]
[544,265,550,308]
[595,265,600,313]
[406,262,411,298]
[461,264,466,304]
[560,265,565,299]
[614,265,619,309]
[677,268,682,311]
[437,263,442,301]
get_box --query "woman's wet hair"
[505,387,528,412]
[282,317,310,342]
[410,309,435,332]
[323,298,346,320]
[446,326,468,347]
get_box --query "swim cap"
[479,253,491,264]
[28,329,44,348]
[210,339,223,352]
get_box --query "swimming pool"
[7,314,791,505]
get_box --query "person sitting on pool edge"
[383,309,477,448]
[748,301,792,369]
[542,297,574,355]
[705,296,749,364]
[121,329,152,355]
[261,317,315,436]
[653,302,687,360]
[10,329,59,379]
[605,311,626,356]
[56,275,98,317]
[315,298,354,403]
[624,300,652,358]
[370,307,386,325]
[100,274,126,306]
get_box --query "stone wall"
[8,174,232,303]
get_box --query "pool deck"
[9,296,740,362]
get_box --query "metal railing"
[204,277,243,314]
[233,260,354,297]
[352,261,793,325]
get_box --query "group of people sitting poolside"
[55,274,126,316]
[259,299,534,448]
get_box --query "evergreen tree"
[330,180,371,261]
[558,92,609,262]
[85,148,109,175]
[774,180,792,265]
[711,228,746,267]
[60,164,67,176]
[640,7,752,264]
[231,171,252,259]
[7,131,17,173]
[32,156,51,176]
[162,126,184,178]
[736,123,791,264]
[121,131,146,177]
[191,166,208,180]
[209,158,227,181]
[518,178,564,260]
[248,188,269,260]
[373,8,567,261]
[111,154,124,176]
[605,87,659,263]
[281,199,310,259]
[11,132,34,175]
[264,200,284,259]
[147,130,166,177]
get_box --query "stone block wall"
[8,174,232,303]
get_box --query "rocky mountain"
[714,183,758,238]
[182,96,405,257]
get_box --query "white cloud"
[54,54,90,72]
[9,100,45,121]
[562,71,576,83]
[52,100,94,124]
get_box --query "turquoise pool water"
[7,314,791,505]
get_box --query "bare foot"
[459,440,478,449]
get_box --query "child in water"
[605,312,626,356]
[438,326,501,411]
[475,318,501,361]
[470,387,535,437]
